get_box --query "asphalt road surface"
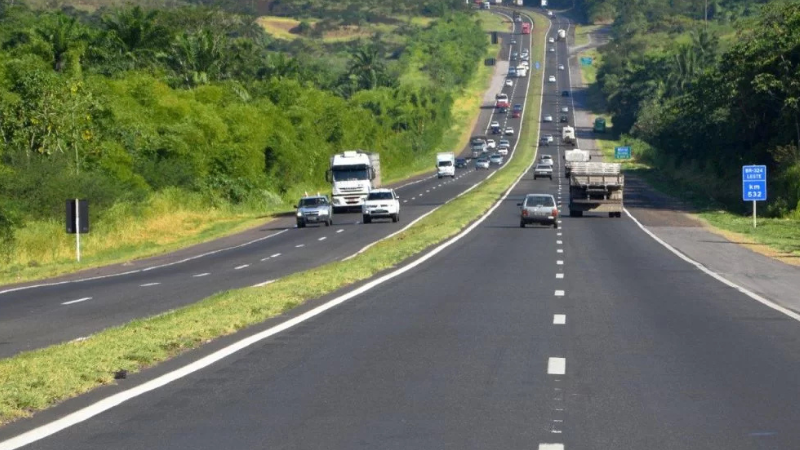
[0,13,533,359]
[3,10,800,450]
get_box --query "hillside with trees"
[576,0,799,217]
[0,0,488,265]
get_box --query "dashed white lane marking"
[140,283,160,287]
[548,357,566,375]
[337,229,344,233]
[403,200,408,203]
[234,265,249,270]
[539,444,564,450]
[192,273,210,278]
[271,253,281,258]
[556,273,564,279]
[555,290,565,296]
[557,249,563,253]
[61,297,92,306]
[557,260,564,265]
[0,16,542,449]
[557,240,562,244]
[318,237,327,241]
[553,314,566,325]
[252,279,276,287]
[557,232,562,236]
[0,229,290,297]
[295,244,305,248]
[557,220,562,223]
[426,190,430,193]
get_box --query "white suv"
[362,189,400,223]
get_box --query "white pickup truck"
[362,189,401,223]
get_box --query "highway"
[0,13,533,358]
[3,9,800,450]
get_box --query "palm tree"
[347,43,387,90]
[36,14,84,72]
[168,29,225,87]
[102,6,170,57]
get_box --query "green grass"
[578,47,601,86]
[574,24,602,47]
[384,12,511,184]
[0,189,278,287]
[256,14,434,43]
[0,10,550,427]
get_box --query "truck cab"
[327,150,381,212]
[437,152,456,178]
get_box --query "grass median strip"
[0,13,548,426]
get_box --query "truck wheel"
[569,210,582,218]
[533,176,537,180]
[325,219,331,226]
[616,212,622,218]
[362,215,371,224]
[608,212,615,218]
[553,222,558,229]
[520,220,526,228]
[392,214,399,223]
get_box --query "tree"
[347,43,388,90]
[102,6,170,58]
[36,14,85,73]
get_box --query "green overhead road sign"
[614,146,631,159]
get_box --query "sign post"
[742,165,767,228]
[614,146,631,159]
[66,199,89,262]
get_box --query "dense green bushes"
[578,0,800,215]
[0,0,487,255]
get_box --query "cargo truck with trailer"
[568,162,624,218]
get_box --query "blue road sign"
[614,146,631,159]
[742,165,767,201]
[535,61,540,70]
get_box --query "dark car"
[512,104,523,118]
[562,90,570,97]
[455,157,468,168]
[560,115,568,123]
[497,106,508,114]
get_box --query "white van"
[437,152,456,178]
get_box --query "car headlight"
[296,211,303,217]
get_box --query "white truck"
[437,152,456,178]
[326,150,381,212]
[563,149,591,177]
[557,29,566,40]
[568,162,624,218]
[516,65,528,77]
[562,125,576,145]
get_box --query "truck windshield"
[438,161,453,167]
[332,166,369,181]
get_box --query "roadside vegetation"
[0,12,547,425]
[0,0,492,284]
[569,0,800,258]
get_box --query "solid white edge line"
[61,297,92,306]
[0,229,290,296]
[0,16,550,450]
[547,357,566,375]
[251,279,276,288]
[624,208,800,323]
[553,314,566,325]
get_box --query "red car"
[512,104,523,118]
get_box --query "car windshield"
[526,196,554,207]
[332,166,369,181]
[367,192,393,200]
[299,197,326,207]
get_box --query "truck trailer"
[563,149,591,177]
[568,162,624,217]
[326,150,381,212]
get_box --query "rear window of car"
[368,192,393,200]
[536,164,551,170]
[526,196,554,207]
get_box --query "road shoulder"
[568,25,800,316]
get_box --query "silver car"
[518,194,559,228]
[533,163,554,180]
[489,153,504,165]
[295,195,333,228]
[475,157,490,169]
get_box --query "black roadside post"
[66,199,89,262]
